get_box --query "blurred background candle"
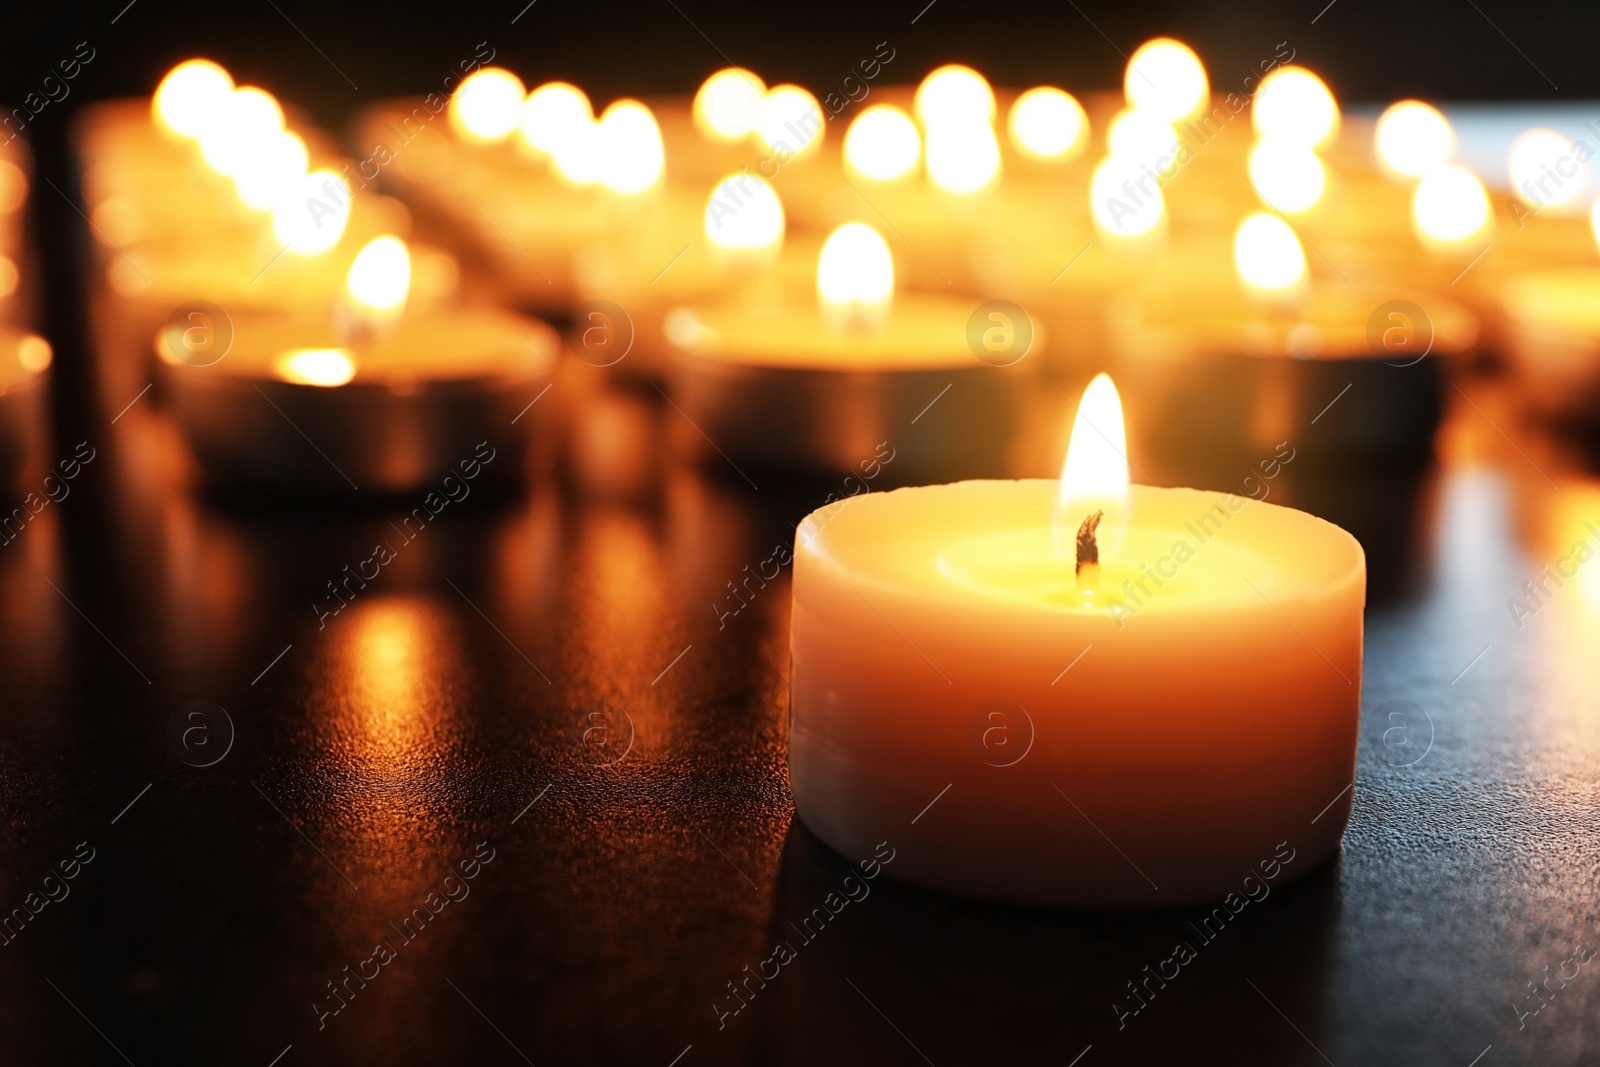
[1111,211,1478,480]
[667,221,1039,483]
[157,234,558,495]
[1501,205,1600,433]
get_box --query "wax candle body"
[669,293,1037,481]
[789,479,1364,908]
[157,307,557,494]
[1501,268,1600,423]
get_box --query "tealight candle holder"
[1110,216,1477,470]
[1501,267,1600,431]
[666,222,1041,484]
[155,238,558,496]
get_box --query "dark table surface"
[2,353,1598,1067]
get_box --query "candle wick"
[1075,509,1103,576]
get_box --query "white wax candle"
[788,378,1365,909]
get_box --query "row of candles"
[58,41,1600,492]
[10,41,1599,907]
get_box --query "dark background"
[0,0,1589,126]
[4,3,1600,1066]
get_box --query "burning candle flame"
[1008,87,1088,161]
[198,87,285,179]
[817,222,893,329]
[925,123,1001,194]
[1106,107,1181,176]
[519,82,593,157]
[596,100,665,195]
[346,235,411,314]
[704,172,784,253]
[1509,128,1588,210]
[844,105,921,182]
[1090,156,1165,238]
[1411,164,1491,247]
[272,169,352,255]
[451,68,527,143]
[914,65,995,128]
[694,68,766,141]
[1055,373,1129,568]
[1253,67,1339,149]
[1234,213,1307,296]
[233,129,309,212]
[1124,38,1208,122]
[1247,141,1326,214]
[755,85,825,159]
[153,59,234,139]
[274,348,356,387]
[1374,100,1454,179]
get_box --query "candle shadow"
[739,819,1342,1067]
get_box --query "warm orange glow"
[1510,128,1588,209]
[925,123,1001,194]
[1234,212,1308,295]
[274,348,356,387]
[1248,141,1327,214]
[596,100,664,194]
[1254,67,1340,148]
[17,335,51,373]
[1056,373,1129,562]
[817,222,893,328]
[1009,87,1088,160]
[152,59,234,138]
[755,85,825,158]
[1375,100,1454,179]
[704,172,784,252]
[1106,107,1181,174]
[844,105,921,181]
[1090,156,1165,238]
[1412,164,1491,247]
[346,235,411,313]
[693,68,766,141]
[451,67,527,142]
[198,87,286,178]
[519,82,593,157]
[1124,38,1208,122]
[272,169,352,255]
[0,161,26,214]
[233,129,309,211]
[914,65,996,128]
